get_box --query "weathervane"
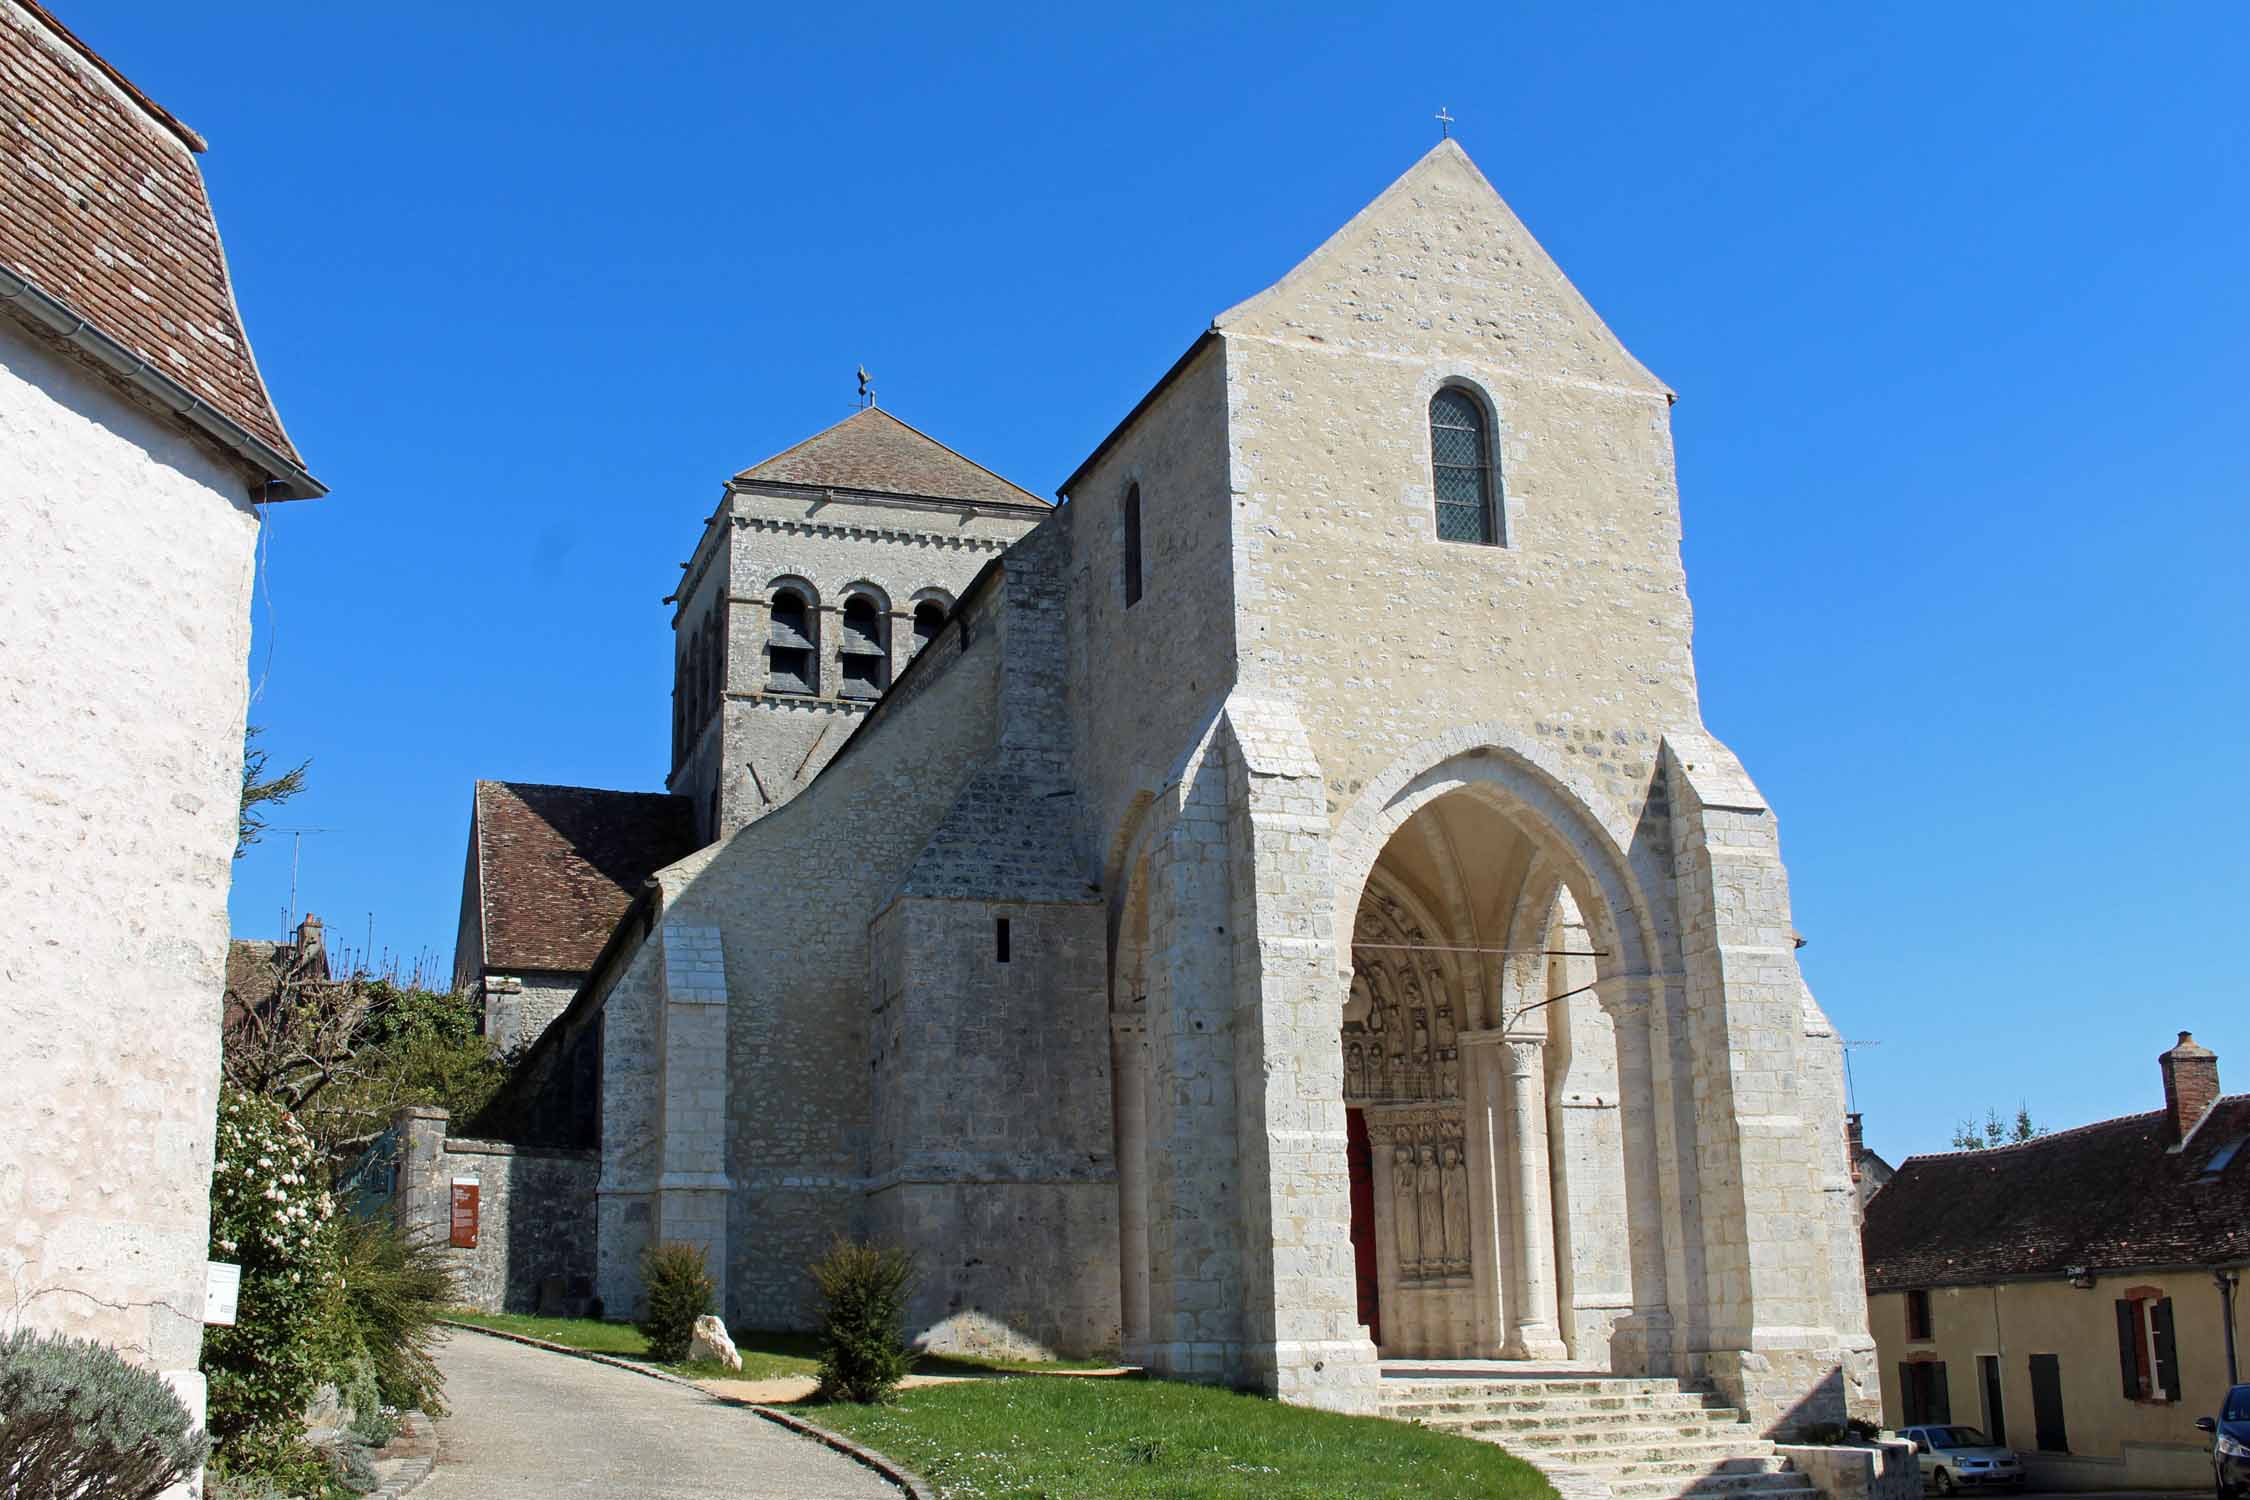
[1435,106,1455,141]
[856,365,876,409]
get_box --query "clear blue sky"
[87,2,2244,1162]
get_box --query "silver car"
[1900,1425,2027,1493]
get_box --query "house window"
[1430,385,1500,545]
[2115,1291,2180,1402]
[911,598,947,656]
[839,593,889,700]
[1901,1360,1951,1426]
[767,587,815,694]
[996,916,1011,964]
[1907,1289,1934,1342]
[1121,482,1143,606]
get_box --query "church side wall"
[0,321,260,1408]
[867,897,1117,1358]
[595,939,665,1316]
[661,598,1007,1329]
[1062,341,1240,872]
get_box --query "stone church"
[462,140,1876,1429]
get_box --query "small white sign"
[204,1261,241,1327]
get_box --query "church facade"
[473,141,1875,1430]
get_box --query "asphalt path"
[416,1329,901,1499]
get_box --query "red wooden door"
[1346,1108,1380,1346]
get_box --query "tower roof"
[734,406,1047,509]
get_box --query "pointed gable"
[735,407,1047,508]
[1217,140,1670,397]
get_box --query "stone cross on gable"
[1435,107,1455,140]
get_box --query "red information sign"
[449,1179,479,1249]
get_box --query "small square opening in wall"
[996,917,1010,964]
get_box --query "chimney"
[1846,1113,1866,1183]
[2159,1031,2219,1146]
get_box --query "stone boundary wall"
[1773,1441,1918,1500]
[395,1107,598,1315]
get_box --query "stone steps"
[1379,1372,1817,1500]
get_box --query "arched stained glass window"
[1430,387,1499,545]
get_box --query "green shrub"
[201,1088,337,1466]
[324,1213,458,1417]
[809,1237,916,1403]
[636,1242,715,1364]
[324,1440,378,1494]
[0,1328,211,1500]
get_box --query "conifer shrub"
[636,1242,715,1364]
[323,1213,458,1418]
[809,1237,916,1404]
[0,1328,211,1500]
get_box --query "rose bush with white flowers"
[201,1087,337,1473]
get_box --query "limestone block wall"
[479,969,582,1054]
[395,1108,599,1314]
[652,577,1008,1329]
[0,320,260,1411]
[867,898,1117,1357]
[1059,340,1240,873]
[595,941,664,1317]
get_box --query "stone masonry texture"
[481,139,1886,1434]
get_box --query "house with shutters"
[1862,1032,2249,1490]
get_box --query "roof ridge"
[1892,1096,2250,1167]
[15,1,207,153]
[482,779,684,800]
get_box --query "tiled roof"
[735,407,1047,508]
[471,782,700,974]
[0,2,303,464]
[1861,1095,2250,1291]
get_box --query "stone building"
[453,781,699,1050]
[471,141,1875,1432]
[0,0,321,1450]
[1863,1033,2247,1490]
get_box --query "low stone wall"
[1773,1441,1918,1500]
[395,1107,599,1315]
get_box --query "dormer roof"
[734,406,1046,510]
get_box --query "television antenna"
[1841,1038,1881,1112]
[269,826,338,932]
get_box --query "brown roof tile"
[471,782,700,974]
[1,2,302,465]
[1861,1095,2250,1291]
[736,407,1047,508]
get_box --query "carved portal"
[1343,883,1464,1106]
[1373,1109,1469,1285]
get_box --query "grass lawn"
[441,1310,821,1381]
[804,1376,1558,1500]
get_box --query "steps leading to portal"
[1380,1374,1825,1500]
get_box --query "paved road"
[418,1331,901,1499]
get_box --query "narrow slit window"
[1430,387,1500,545]
[1122,483,1143,606]
[995,917,1011,963]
